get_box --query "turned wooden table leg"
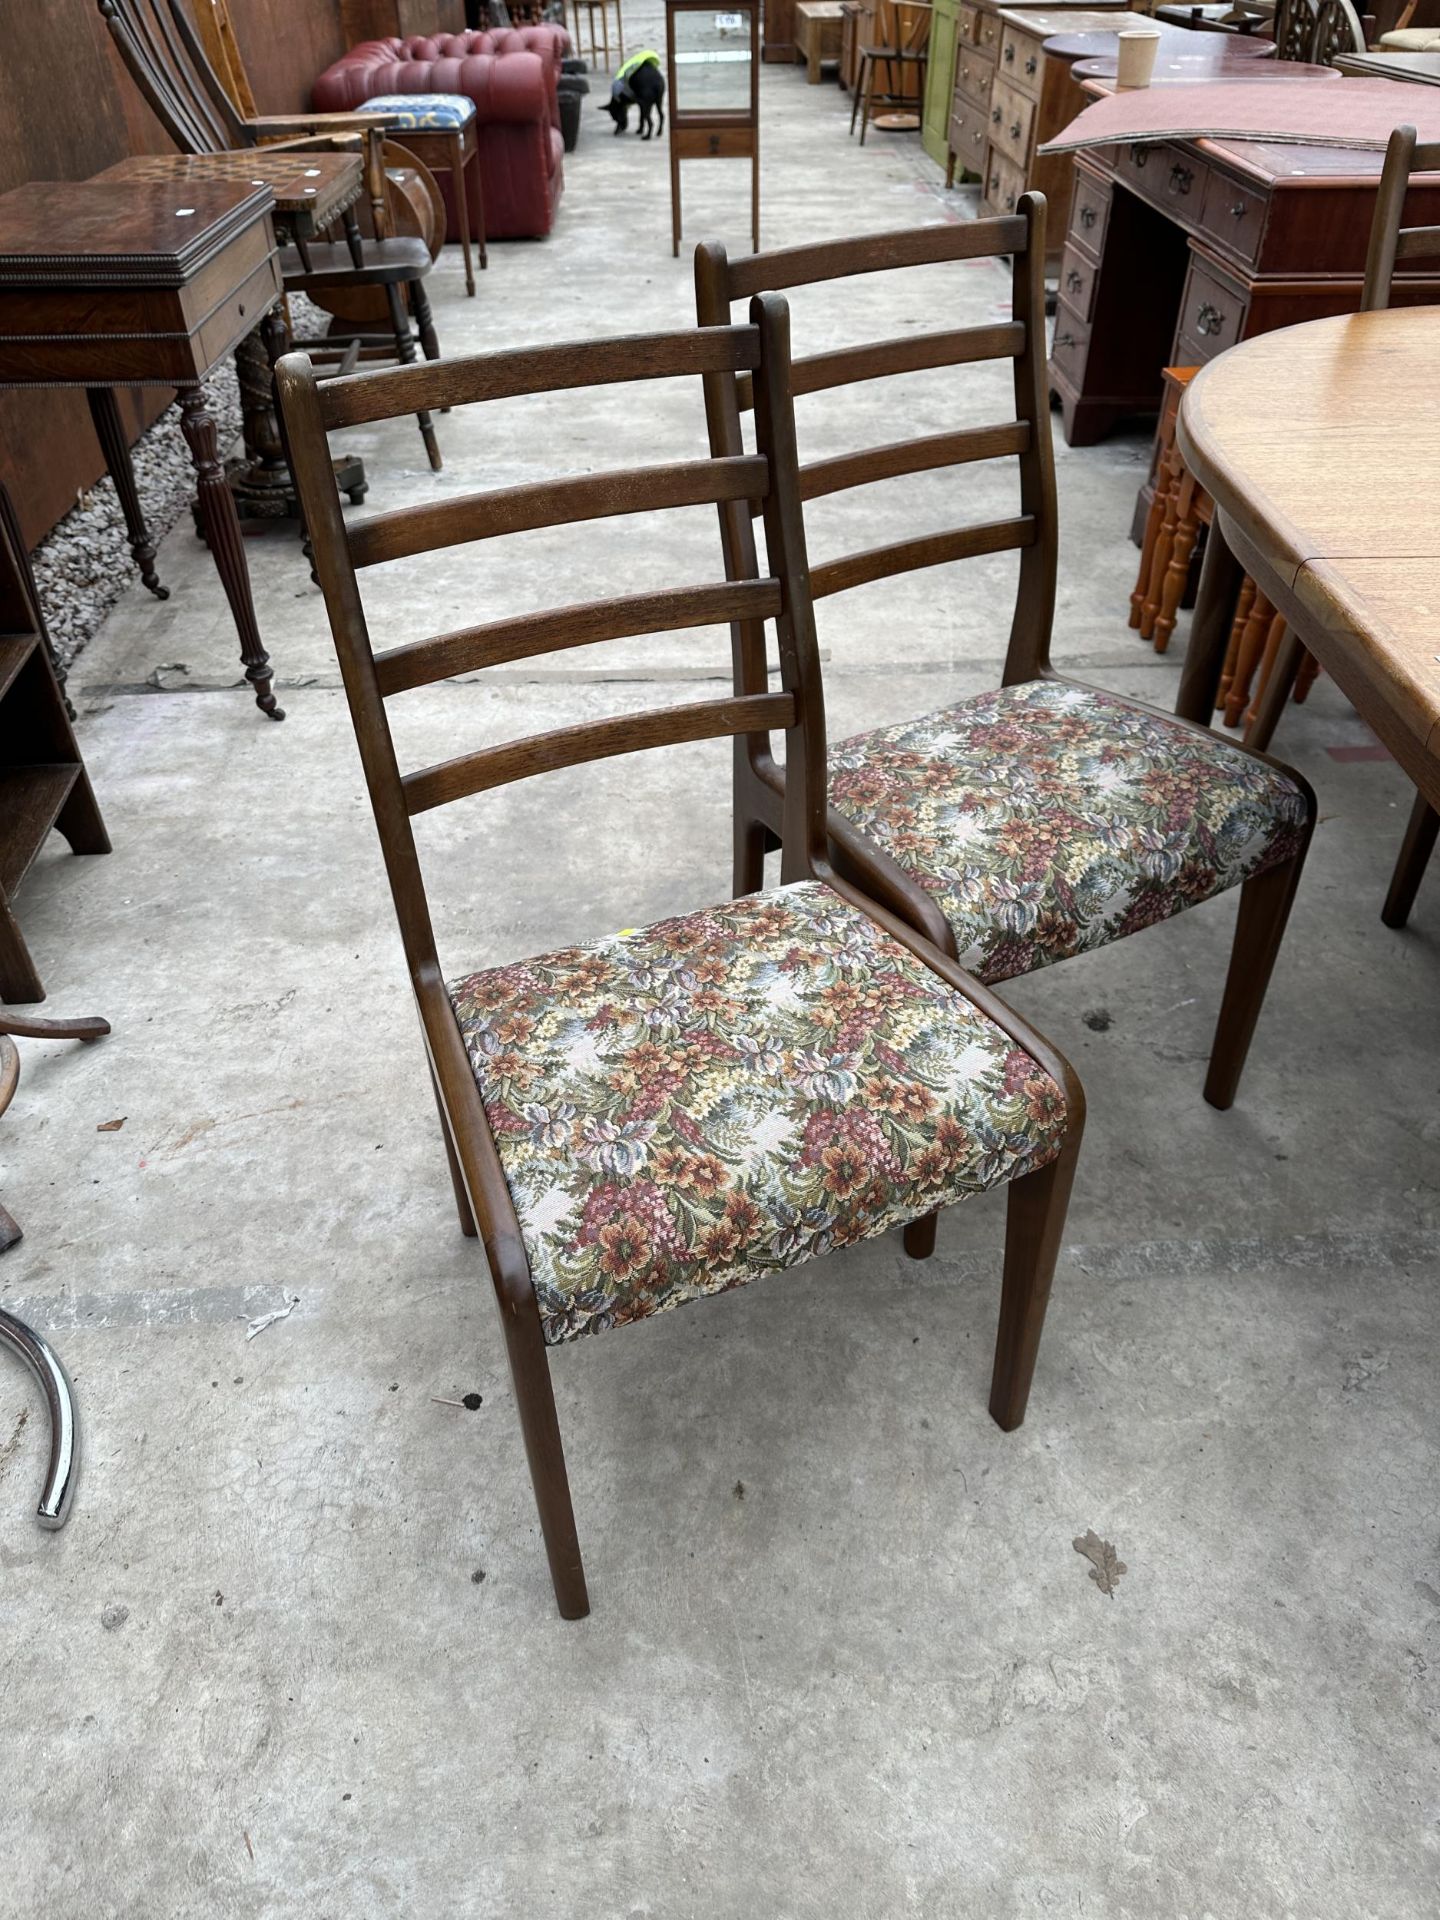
[86,387,167,600]
[178,387,283,722]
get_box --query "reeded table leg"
[179,387,283,722]
[86,387,167,600]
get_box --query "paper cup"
[1115,28,1161,89]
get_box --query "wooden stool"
[570,0,624,68]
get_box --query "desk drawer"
[989,76,1034,168]
[1116,140,1207,216]
[1067,169,1111,259]
[954,40,994,103]
[950,99,990,175]
[194,252,283,373]
[1199,169,1267,267]
[976,6,1001,52]
[1058,245,1098,323]
[958,0,981,40]
[1173,255,1248,366]
[983,147,1027,217]
[997,21,1042,97]
[1050,299,1090,387]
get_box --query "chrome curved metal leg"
[0,1308,79,1529]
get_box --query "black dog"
[603,51,666,139]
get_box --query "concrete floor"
[3,24,1438,1918]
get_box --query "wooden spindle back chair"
[696,198,1315,1134]
[99,0,445,467]
[275,309,1085,1617]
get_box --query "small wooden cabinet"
[979,7,1145,253]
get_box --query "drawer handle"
[1025,54,1037,73]
[1010,120,1022,139]
[1169,164,1194,196]
[1195,301,1225,337]
[1228,199,1248,220]
[990,172,999,193]
[1055,331,1077,349]
[1129,143,1148,168]
[1066,268,1082,292]
[1080,204,1097,229]
[1005,192,1016,210]
[1004,42,1014,60]
[992,105,1002,122]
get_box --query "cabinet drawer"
[976,6,1001,51]
[958,0,981,40]
[1049,300,1090,386]
[954,40,994,103]
[1116,140,1207,215]
[997,22,1042,99]
[983,146,1026,217]
[1174,256,1247,364]
[1067,170,1111,259]
[989,76,1034,166]
[1058,246,1098,323]
[950,99,990,175]
[1199,169,1267,267]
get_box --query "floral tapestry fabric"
[828,679,1309,987]
[447,882,1067,1345]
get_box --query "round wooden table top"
[1178,306,1440,756]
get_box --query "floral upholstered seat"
[355,93,477,128]
[448,881,1068,1344]
[828,679,1310,987]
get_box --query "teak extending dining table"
[1175,306,1440,817]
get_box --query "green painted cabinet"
[922,0,961,169]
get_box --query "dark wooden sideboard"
[1047,134,1440,527]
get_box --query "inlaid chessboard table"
[0,178,287,719]
[94,149,370,536]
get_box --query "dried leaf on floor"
[96,1117,126,1132]
[1073,1528,1126,1597]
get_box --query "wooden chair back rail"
[98,0,241,155]
[721,216,1028,301]
[800,422,1030,502]
[1363,129,1440,309]
[731,322,1028,412]
[348,455,770,570]
[810,516,1034,600]
[317,328,763,432]
[374,579,785,696]
[402,694,799,815]
[695,198,1057,690]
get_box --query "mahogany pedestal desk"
[1046,114,1440,547]
[0,180,286,720]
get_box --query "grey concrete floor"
[3,25,1439,1919]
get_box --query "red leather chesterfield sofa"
[312,29,570,240]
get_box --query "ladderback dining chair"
[695,198,1315,1162]
[1241,125,1439,930]
[276,302,1085,1618]
[99,0,445,469]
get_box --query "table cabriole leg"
[178,388,282,722]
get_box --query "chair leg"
[1203,853,1306,1111]
[1218,573,1256,715]
[501,1300,590,1619]
[410,278,442,367]
[1152,478,1199,653]
[851,54,865,134]
[1141,456,1180,641]
[384,282,442,472]
[1224,588,1274,728]
[1130,464,1171,631]
[903,1212,939,1260]
[429,1066,477,1238]
[1381,792,1439,930]
[988,1138,1080,1433]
